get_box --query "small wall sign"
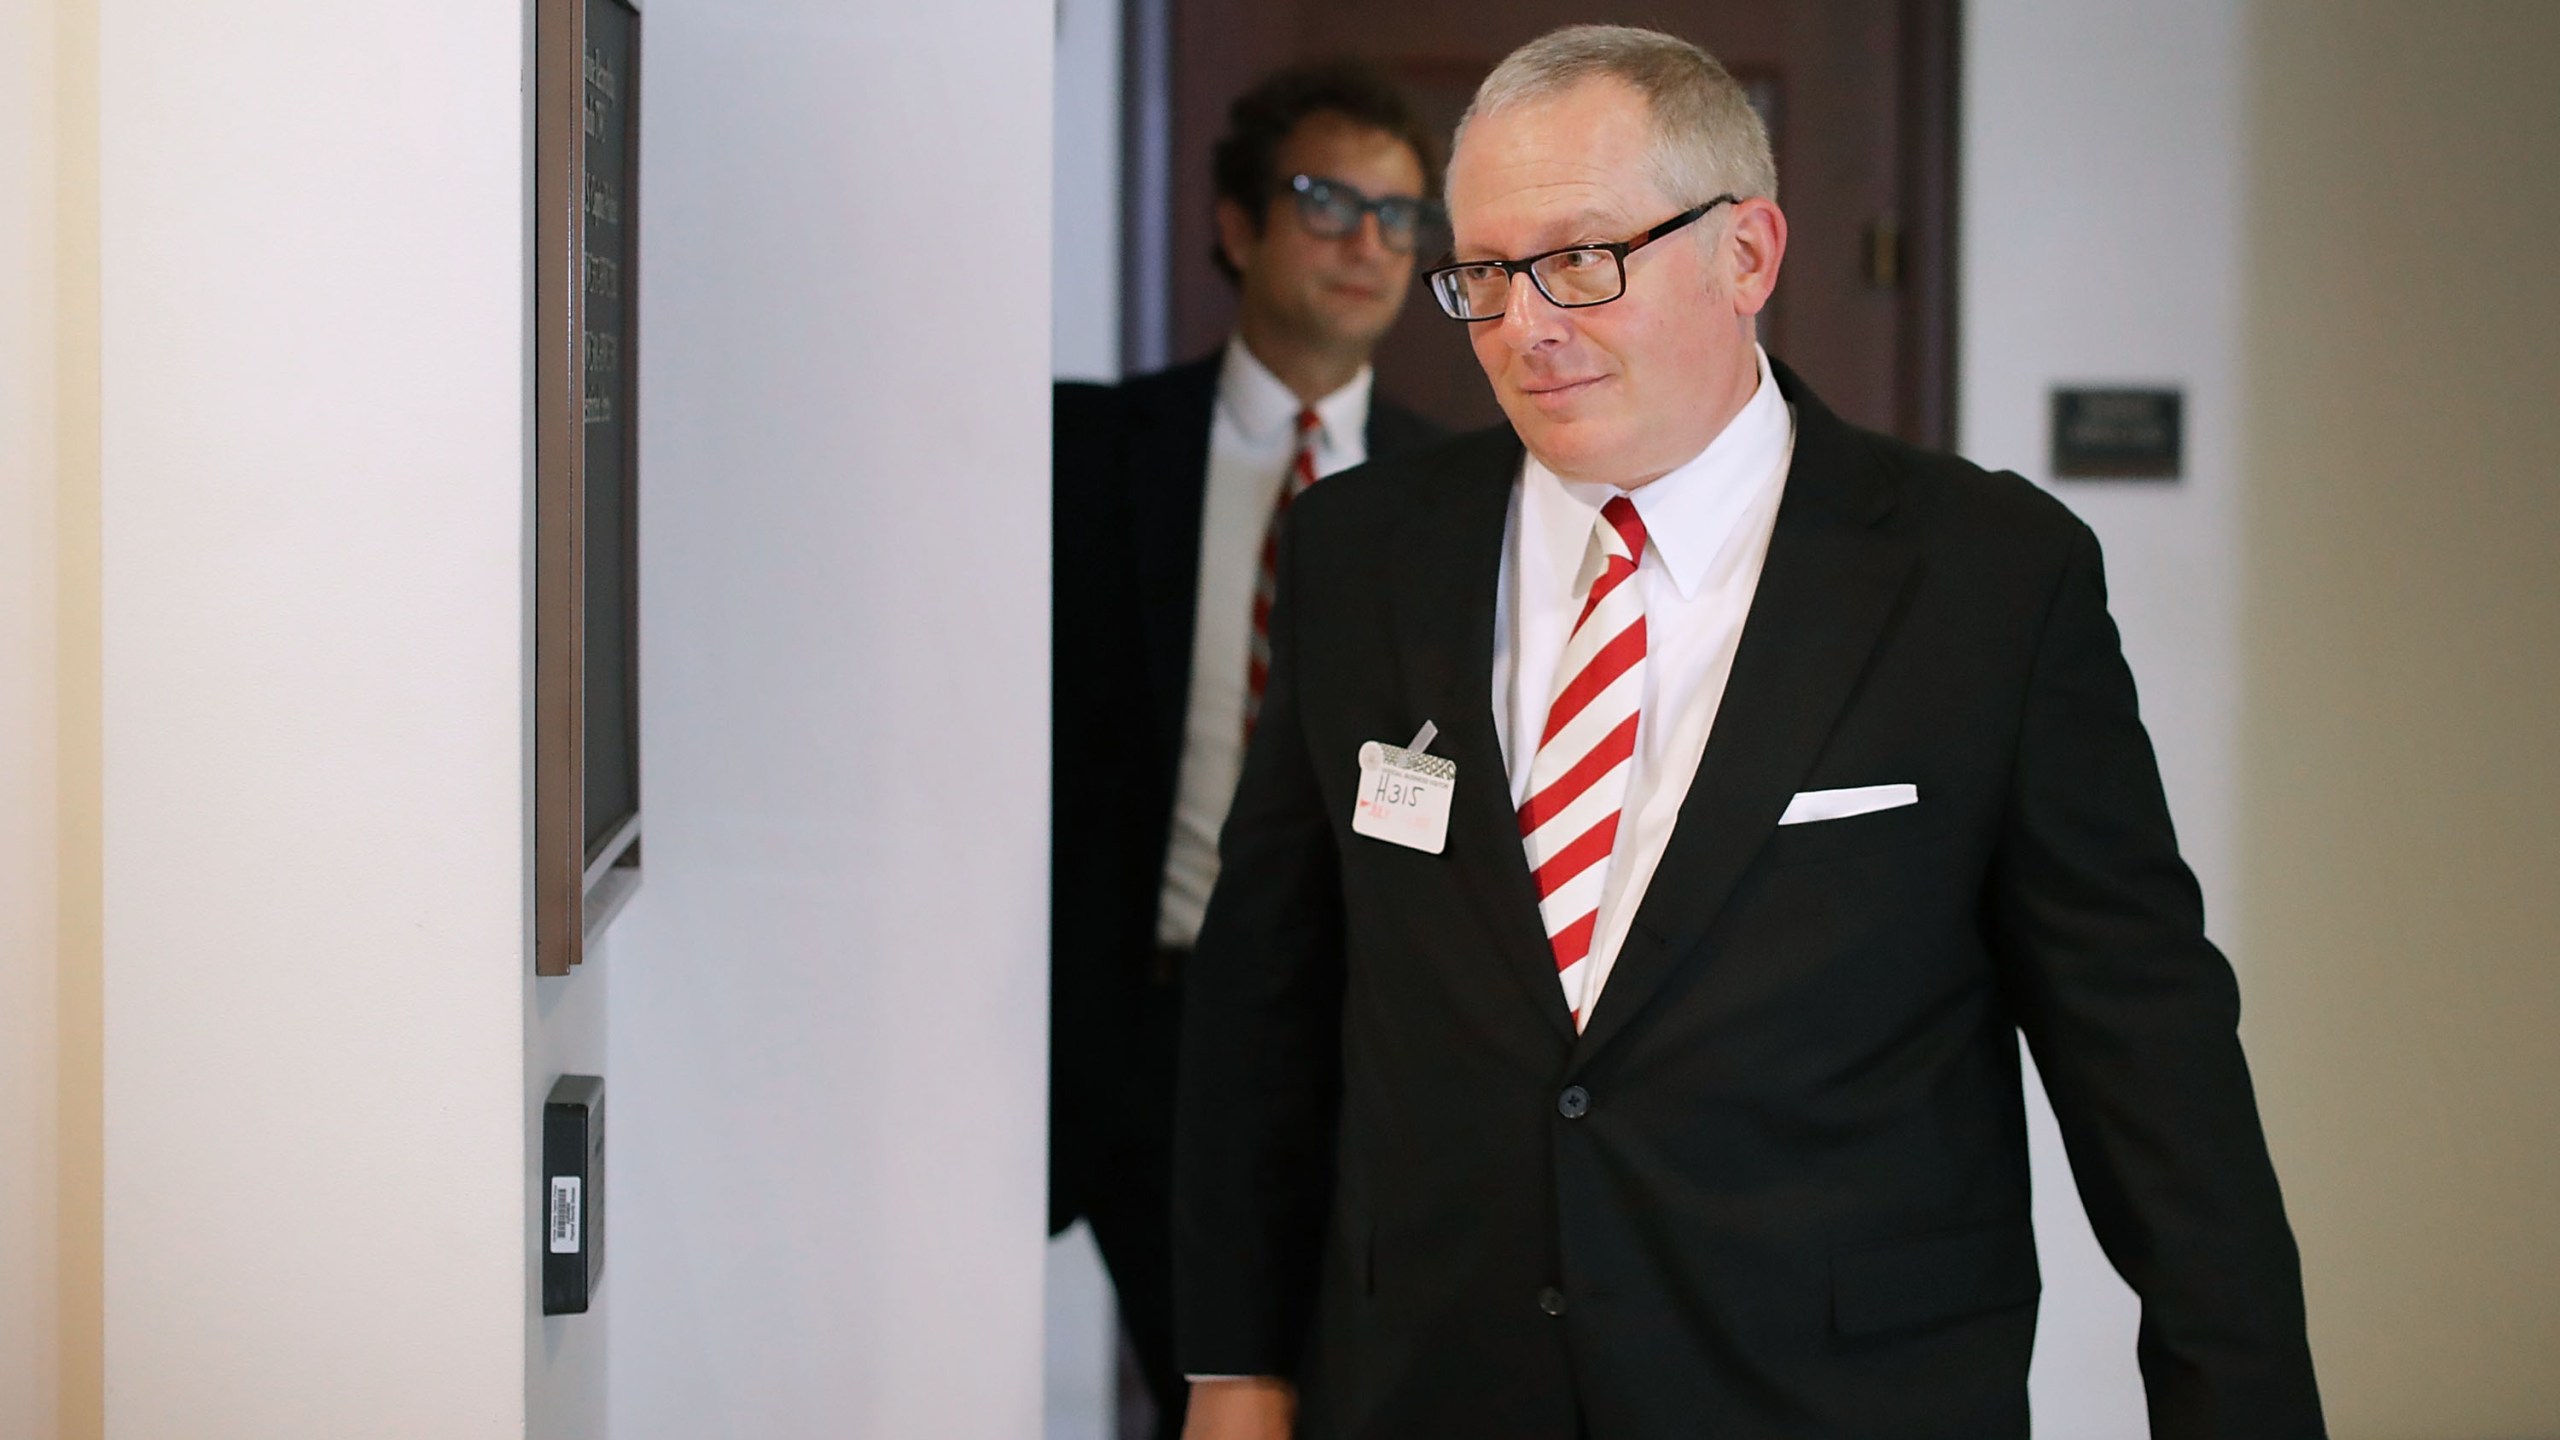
[2051,387,2183,480]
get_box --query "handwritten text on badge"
[1352,722,1454,854]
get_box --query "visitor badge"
[1352,722,1454,854]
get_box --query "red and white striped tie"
[1517,496,1649,1028]
[1244,406,1323,737]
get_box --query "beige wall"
[2,0,64,1428]
[3,0,101,1435]
[53,0,102,1430]
[2241,3,2560,1435]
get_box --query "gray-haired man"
[1175,24,2323,1440]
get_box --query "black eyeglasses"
[1424,195,1737,321]
[1284,173,1446,254]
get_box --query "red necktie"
[1517,497,1650,1028]
[1244,406,1323,737]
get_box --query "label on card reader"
[1352,722,1454,854]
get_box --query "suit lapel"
[1389,429,1581,1044]
[1127,359,1221,767]
[1568,377,1917,1070]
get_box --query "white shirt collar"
[1218,334,1374,453]
[1525,344,1792,602]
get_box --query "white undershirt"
[1492,345,1795,1016]
[1156,337,1374,950]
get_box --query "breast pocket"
[1758,798,1951,868]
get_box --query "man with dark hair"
[1208,62,1446,283]
[1050,59,1448,1439]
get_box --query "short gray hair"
[1456,25,1778,208]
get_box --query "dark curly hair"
[1209,59,1443,283]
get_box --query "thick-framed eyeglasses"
[1285,173,1445,254]
[1424,194,1738,321]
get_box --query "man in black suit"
[1176,26,2324,1440]
[1051,61,1448,1438]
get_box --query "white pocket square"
[1778,783,1919,826]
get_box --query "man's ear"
[1214,197,1263,278]
[1725,198,1788,318]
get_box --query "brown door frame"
[1895,0,1960,450]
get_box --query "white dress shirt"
[1156,337,1375,949]
[1492,345,1795,1016]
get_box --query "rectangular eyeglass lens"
[1536,250,1621,305]
[1458,267,1510,316]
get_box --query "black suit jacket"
[1173,361,2324,1438]
[1050,354,1443,1232]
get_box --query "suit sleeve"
[1048,379,1128,1237]
[1170,505,1347,1379]
[1049,382,1130,819]
[1989,521,2326,1437]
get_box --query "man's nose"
[1498,271,1568,349]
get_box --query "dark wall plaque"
[2052,387,2183,480]
[536,0,642,975]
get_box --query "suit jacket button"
[1557,1085,1590,1119]
[1536,1286,1567,1317]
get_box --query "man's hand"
[1181,1377,1297,1440]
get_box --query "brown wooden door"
[1152,0,1957,447]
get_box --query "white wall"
[605,1,1054,1436]
[96,0,531,1434]
[1963,3,2247,1432]
[2,0,63,1432]
[1053,0,1121,382]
